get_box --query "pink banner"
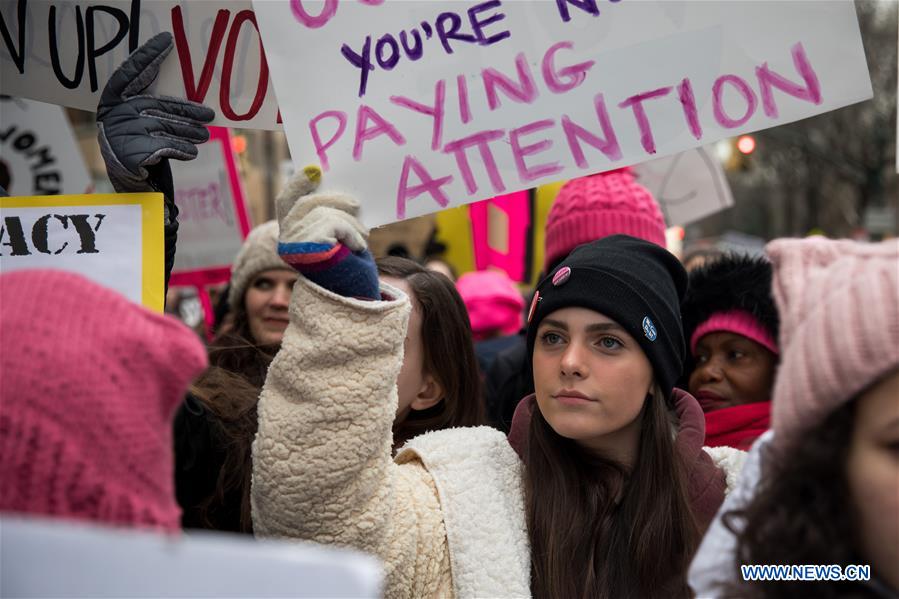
[469,190,530,282]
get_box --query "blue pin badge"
[642,316,657,341]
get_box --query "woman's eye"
[253,278,273,290]
[541,332,564,346]
[598,336,622,350]
[728,351,746,360]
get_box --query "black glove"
[97,32,215,296]
[97,31,215,197]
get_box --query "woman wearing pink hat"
[682,255,780,450]
[689,237,899,598]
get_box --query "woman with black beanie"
[249,171,747,598]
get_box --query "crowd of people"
[1,32,897,599]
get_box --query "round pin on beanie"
[526,235,687,400]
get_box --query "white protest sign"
[0,96,91,196]
[254,0,872,228]
[0,1,279,129]
[0,192,165,310]
[170,126,251,286]
[633,146,734,226]
[1,515,383,598]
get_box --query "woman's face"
[244,269,297,346]
[846,368,899,591]
[533,307,653,463]
[688,332,777,411]
[381,276,441,422]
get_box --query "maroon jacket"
[506,389,727,533]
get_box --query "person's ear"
[410,374,443,411]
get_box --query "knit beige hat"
[227,220,292,307]
[768,237,899,446]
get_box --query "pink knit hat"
[0,270,208,531]
[768,238,899,445]
[544,167,667,271]
[690,310,779,356]
[456,270,525,341]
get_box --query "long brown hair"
[376,257,485,447]
[526,386,700,598]
[188,306,277,533]
[721,401,876,598]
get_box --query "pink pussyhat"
[0,270,208,531]
[456,270,525,341]
[543,167,667,272]
[767,237,899,446]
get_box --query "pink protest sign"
[470,191,530,282]
[253,0,872,228]
[169,127,251,289]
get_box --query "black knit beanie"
[526,235,688,400]
[681,254,778,355]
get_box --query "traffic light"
[721,135,757,171]
[736,135,756,155]
[734,135,756,171]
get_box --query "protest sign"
[0,192,164,311]
[169,126,251,287]
[633,146,734,226]
[1,515,382,598]
[0,1,279,129]
[0,96,91,196]
[254,0,873,228]
[470,190,530,282]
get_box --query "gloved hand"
[276,166,380,300]
[97,32,215,197]
[97,31,215,296]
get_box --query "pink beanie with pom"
[456,270,525,341]
[544,168,667,272]
[0,270,208,531]
[768,237,899,446]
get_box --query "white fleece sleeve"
[250,277,452,598]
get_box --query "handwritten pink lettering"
[618,86,673,154]
[756,42,822,118]
[352,105,406,161]
[443,129,507,194]
[712,74,757,128]
[309,110,348,171]
[561,93,623,167]
[395,155,453,219]
[510,119,563,182]
[543,41,595,94]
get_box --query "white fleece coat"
[252,277,529,598]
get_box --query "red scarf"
[704,401,771,450]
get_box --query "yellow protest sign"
[0,193,165,312]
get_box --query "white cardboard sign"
[0,97,92,196]
[1,515,383,598]
[0,1,279,129]
[633,146,734,227]
[170,126,251,284]
[254,0,872,227]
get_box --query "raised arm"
[251,168,451,598]
[96,32,215,293]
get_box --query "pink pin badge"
[552,266,571,286]
[527,291,540,323]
